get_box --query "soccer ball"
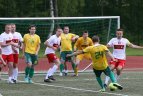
[108,83,117,91]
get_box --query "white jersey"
[12,32,23,54]
[0,32,13,55]
[45,35,61,54]
[108,38,131,60]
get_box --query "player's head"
[11,23,16,33]
[63,26,69,34]
[5,24,12,33]
[56,27,63,37]
[116,28,123,39]
[29,25,36,34]
[82,31,88,39]
[92,35,100,43]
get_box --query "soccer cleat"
[113,83,123,90]
[59,72,63,76]
[71,74,78,77]
[12,79,17,84]
[24,77,29,83]
[99,88,105,92]
[28,78,33,84]
[104,84,107,89]
[44,79,52,83]
[8,79,14,84]
[48,76,56,81]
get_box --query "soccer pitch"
[0,71,143,96]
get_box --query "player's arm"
[128,43,143,49]
[35,37,41,55]
[67,50,84,57]
[44,40,57,51]
[74,39,79,52]
[0,48,6,66]
[106,50,116,61]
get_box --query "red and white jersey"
[108,38,131,60]
[0,32,13,55]
[11,32,23,54]
[45,35,61,54]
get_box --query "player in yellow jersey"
[73,31,93,76]
[67,36,123,92]
[60,26,79,76]
[23,25,41,83]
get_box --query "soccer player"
[23,25,41,83]
[44,28,63,82]
[59,26,79,76]
[67,36,123,91]
[11,23,23,83]
[73,31,93,76]
[0,24,19,83]
[104,29,143,87]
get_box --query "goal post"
[0,16,120,73]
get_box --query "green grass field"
[0,71,143,96]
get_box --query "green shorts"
[93,67,111,77]
[25,52,38,65]
[60,51,73,61]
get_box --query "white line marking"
[1,78,128,96]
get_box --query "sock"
[96,77,104,89]
[75,67,78,75]
[45,68,52,79]
[72,63,76,72]
[29,68,34,78]
[8,76,12,81]
[25,67,30,78]
[50,65,58,76]
[105,76,110,85]
[109,71,117,83]
[13,68,18,80]
[115,74,120,80]
[60,64,64,73]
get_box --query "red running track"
[1,56,143,72]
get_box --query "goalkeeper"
[67,36,123,92]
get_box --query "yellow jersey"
[61,33,76,51]
[83,44,108,70]
[23,34,41,54]
[74,37,93,50]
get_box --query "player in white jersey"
[104,29,143,87]
[0,24,20,83]
[44,28,63,82]
[11,24,23,83]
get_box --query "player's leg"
[59,51,66,76]
[7,54,14,83]
[12,54,19,83]
[104,60,117,86]
[104,66,123,90]
[93,68,105,91]
[116,60,125,81]
[24,52,32,83]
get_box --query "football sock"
[96,77,104,88]
[75,67,78,75]
[13,68,18,80]
[72,63,76,73]
[115,74,120,80]
[29,68,34,78]
[25,67,30,78]
[109,71,117,83]
[45,68,52,79]
[50,65,58,76]
[105,76,110,85]
[60,64,64,73]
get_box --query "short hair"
[83,30,88,34]
[10,23,15,26]
[92,36,100,43]
[56,27,62,31]
[117,28,123,32]
[29,25,36,29]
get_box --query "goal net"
[0,16,120,73]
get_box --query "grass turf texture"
[0,71,143,96]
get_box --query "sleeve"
[107,38,114,47]
[126,39,131,46]
[47,36,53,44]
[19,33,23,42]
[83,46,91,53]
[0,35,3,43]
[103,45,109,52]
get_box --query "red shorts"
[1,54,14,64]
[13,54,19,64]
[110,58,126,68]
[46,53,58,63]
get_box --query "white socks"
[45,65,58,79]
[105,76,110,85]
[12,68,18,80]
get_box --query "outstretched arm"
[129,43,143,49]
[67,50,84,57]
[106,50,116,61]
